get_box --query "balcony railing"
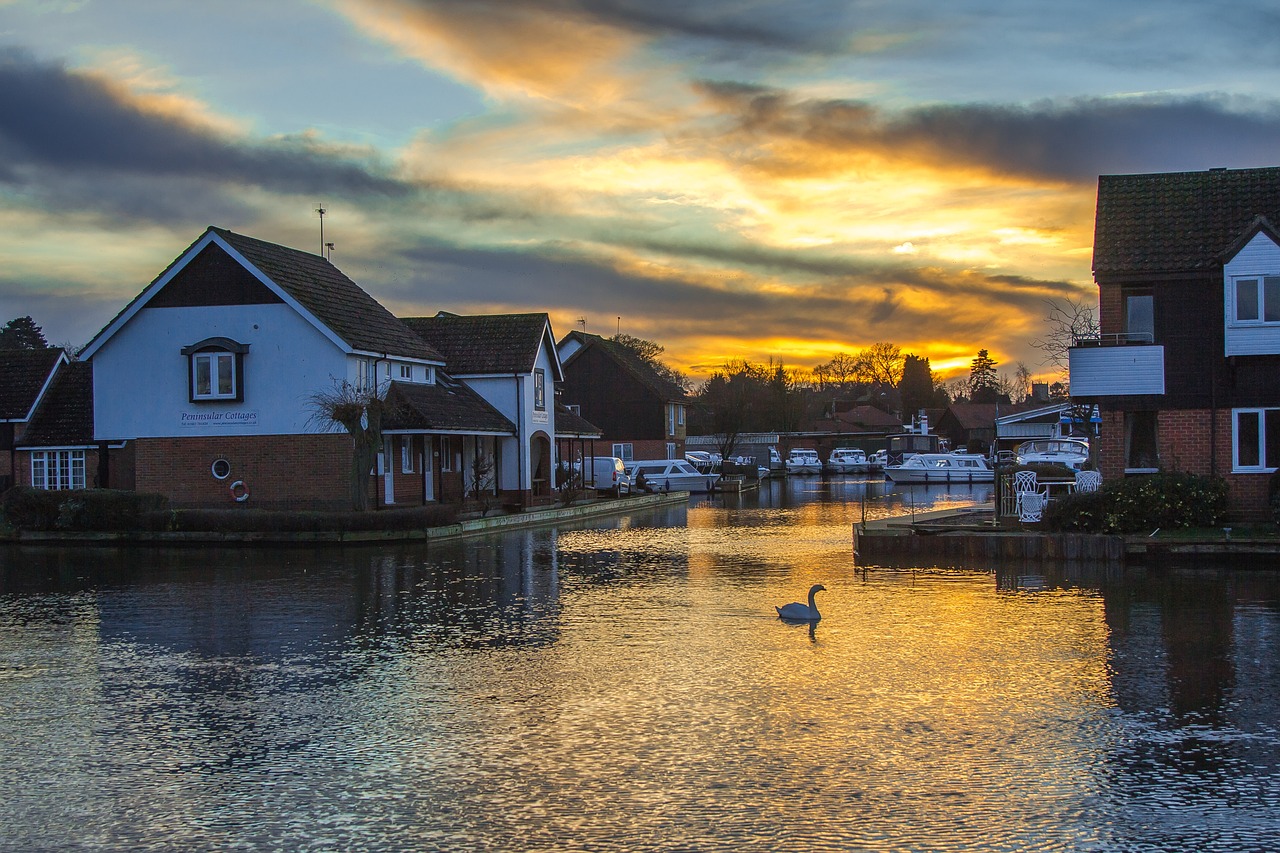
[1071,332,1154,346]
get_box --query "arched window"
[181,337,249,402]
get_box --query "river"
[2,476,1278,851]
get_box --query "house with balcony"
[557,331,689,461]
[1069,166,1280,517]
[71,226,526,510]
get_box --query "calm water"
[2,476,1279,852]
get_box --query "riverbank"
[3,491,691,547]
[854,503,1280,567]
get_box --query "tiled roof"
[400,313,551,375]
[17,360,94,447]
[554,403,602,437]
[831,404,903,429]
[0,347,64,420]
[209,228,444,362]
[559,331,688,402]
[1094,167,1280,275]
[383,377,515,434]
[942,403,1004,431]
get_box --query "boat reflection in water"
[1,490,1277,852]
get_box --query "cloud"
[0,48,411,204]
[694,82,1280,181]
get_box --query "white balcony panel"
[1068,345,1165,396]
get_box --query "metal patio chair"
[1073,470,1102,493]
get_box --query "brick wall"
[134,434,354,510]
[1097,407,1272,520]
[1099,284,1123,336]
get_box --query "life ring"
[229,480,250,502]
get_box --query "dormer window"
[181,337,248,402]
[1232,276,1280,324]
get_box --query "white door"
[422,437,434,501]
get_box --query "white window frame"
[667,442,677,460]
[1231,276,1280,325]
[30,450,86,490]
[534,369,546,411]
[356,357,378,392]
[667,405,676,436]
[1233,407,1280,472]
[193,351,237,400]
[612,442,634,462]
[678,404,685,426]
[399,364,413,380]
[401,437,414,474]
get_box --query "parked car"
[578,456,632,495]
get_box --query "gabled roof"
[558,331,687,402]
[940,403,1003,431]
[830,404,902,430]
[1094,167,1280,275]
[17,360,94,447]
[400,312,559,378]
[383,377,515,435]
[83,227,443,363]
[0,347,66,421]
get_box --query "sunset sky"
[4,1,1280,383]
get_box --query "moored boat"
[626,459,719,493]
[1014,438,1090,471]
[785,448,822,474]
[884,453,994,483]
[827,448,869,473]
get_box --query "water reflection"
[1,491,1278,852]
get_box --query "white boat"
[1014,438,1090,471]
[867,449,887,471]
[626,459,719,493]
[884,453,995,483]
[827,448,869,473]
[785,448,822,474]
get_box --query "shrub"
[1042,471,1228,534]
[1,487,169,532]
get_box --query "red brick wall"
[1096,408,1272,520]
[134,434,354,510]
[1099,283,1122,336]
[627,439,682,460]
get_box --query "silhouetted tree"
[612,333,689,392]
[308,379,398,511]
[1030,298,1099,387]
[968,349,999,401]
[900,354,946,416]
[0,316,48,350]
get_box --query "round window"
[211,459,232,480]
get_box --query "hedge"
[1041,471,1228,534]
[1,487,169,532]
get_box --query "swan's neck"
[808,591,820,613]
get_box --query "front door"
[422,436,434,502]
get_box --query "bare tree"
[859,342,905,387]
[308,379,396,511]
[1030,298,1099,384]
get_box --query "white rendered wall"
[1224,231,1280,356]
[92,303,349,440]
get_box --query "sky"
[4,0,1280,383]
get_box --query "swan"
[776,584,826,621]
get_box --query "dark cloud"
[361,237,1072,358]
[418,0,854,52]
[696,81,1280,181]
[0,48,410,198]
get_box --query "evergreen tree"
[900,354,942,417]
[0,316,48,350]
[968,349,999,399]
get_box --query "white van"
[579,457,632,495]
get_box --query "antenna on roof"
[325,241,335,261]
[616,316,621,337]
[576,317,587,333]
[315,202,327,256]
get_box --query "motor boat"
[884,453,995,483]
[867,449,887,472]
[1015,438,1090,471]
[626,459,719,493]
[827,448,869,473]
[785,448,822,474]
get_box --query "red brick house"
[1,347,68,489]
[1070,167,1280,518]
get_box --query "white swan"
[776,584,826,621]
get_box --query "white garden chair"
[1073,470,1102,493]
[1013,470,1049,520]
[1018,490,1048,523]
